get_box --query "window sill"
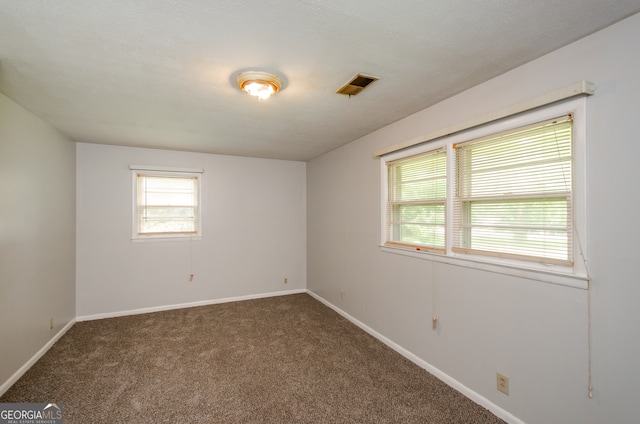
[132,235,202,243]
[380,245,589,290]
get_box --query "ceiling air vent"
[336,73,379,97]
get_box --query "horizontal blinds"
[387,148,446,251]
[453,116,573,264]
[137,174,198,235]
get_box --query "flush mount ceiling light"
[236,71,283,100]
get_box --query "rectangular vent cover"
[336,73,379,96]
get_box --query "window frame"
[380,97,587,288]
[131,167,203,241]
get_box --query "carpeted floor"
[1,294,505,423]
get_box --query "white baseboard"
[305,290,524,424]
[0,318,76,398]
[76,289,307,322]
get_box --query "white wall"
[0,93,76,389]
[76,143,306,317]
[307,13,640,424]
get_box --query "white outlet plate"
[497,372,510,395]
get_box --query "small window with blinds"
[453,116,573,265]
[386,148,446,251]
[133,170,201,239]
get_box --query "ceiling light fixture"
[236,71,283,101]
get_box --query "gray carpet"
[1,293,505,423]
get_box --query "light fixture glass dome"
[236,71,282,100]
[243,81,275,100]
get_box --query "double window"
[382,99,586,277]
[131,167,202,239]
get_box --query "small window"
[132,169,202,239]
[386,148,446,252]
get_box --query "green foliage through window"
[387,149,446,250]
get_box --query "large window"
[132,168,202,239]
[381,98,586,281]
[453,116,573,265]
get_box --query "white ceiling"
[1,1,639,161]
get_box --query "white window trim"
[131,167,204,242]
[380,97,588,289]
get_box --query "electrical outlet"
[432,315,438,330]
[340,290,345,300]
[284,278,288,284]
[497,372,510,395]
[49,318,54,331]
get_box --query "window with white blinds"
[381,98,586,280]
[387,149,446,251]
[133,170,201,238]
[453,116,573,265]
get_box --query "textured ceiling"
[1,1,639,161]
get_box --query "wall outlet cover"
[497,372,510,395]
